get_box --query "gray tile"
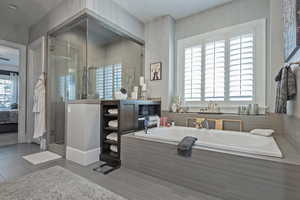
[122,134,300,200]
[0,133,18,147]
[0,144,221,200]
[0,174,5,183]
[0,165,34,180]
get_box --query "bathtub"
[134,126,282,158]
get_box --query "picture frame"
[282,0,300,61]
[150,62,162,81]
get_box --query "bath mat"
[0,166,127,200]
[23,151,62,165]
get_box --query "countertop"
[67,99,101,104]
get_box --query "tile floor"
[0,143,222,200]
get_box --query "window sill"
[181,105,268,115]
[165,111,268,117]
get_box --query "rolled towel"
[108,120,118,128]
[250,129,274,137]
[106,132,118,141]
[110,145,118,153]
[108,109,118,114]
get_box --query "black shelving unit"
[94,100,161,174]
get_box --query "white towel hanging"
[33,73,46,139]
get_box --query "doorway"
[0,40,26,146]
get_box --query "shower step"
[48,143,65,157]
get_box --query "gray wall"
[87,37,144,97]
[175,0,270,40]
[143,0,272,111]
[144,16,175,110]
[104,39,143,93]
[29,0,86,42]
[29,0,145,43]
[283,0,300,119]
[86,0,145,42]
[270,0,285,113]
[0,22,28,45]
[270,0,300,149]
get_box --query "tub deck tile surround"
[162,111,284,134]
[121,134,300,200]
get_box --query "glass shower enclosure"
[48,18,87,153]
[47,16,144,155]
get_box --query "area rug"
[22,151,62,165]
[0,166,127,200]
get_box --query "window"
[204,40,225,101]
[0,73,18,109]
[178,19,266,107]
[96,64,122,99]
[0,79,13,108]
[184,46,202,101]
[229,34,254,101]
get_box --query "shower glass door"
[47,19,87,153]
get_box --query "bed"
[0,109,18,133]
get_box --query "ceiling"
[0,0,63,28]
[112,0,233,22]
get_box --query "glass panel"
[47,16,144,147]
[0,73,18,108]
[48,18,87,145]
[87,17,144,100]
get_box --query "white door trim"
[27,36,46,143]
[0,40,27,143]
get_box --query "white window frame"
[177,19,266,109]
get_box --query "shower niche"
[47,15,144,154]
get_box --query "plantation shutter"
[184,46,202,101]
[204,40,225,101]
[229,34,254,101]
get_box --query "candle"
[131,91,138,99]
[142,84,147,91]
[140,76,144,86]
[133,86,139,92]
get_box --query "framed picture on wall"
[282,0,300,61]
[150,62,162,81]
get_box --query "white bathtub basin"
[134,126,283,158]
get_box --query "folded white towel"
[108,120,118,128]
[106,132,118,141]
[250,129,274,137]
[108,109,118,114]
[110,145,118,153]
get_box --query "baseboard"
[66,146,100,166]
